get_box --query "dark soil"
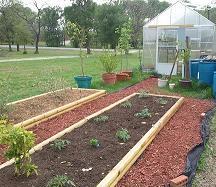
[8,88,97,124]
[0,95,177,187]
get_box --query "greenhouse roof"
[144,1,215,28]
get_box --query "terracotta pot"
[102,73,116,85]
[121,70,133,77]
[179,79,192,88]
[116,73,129,81]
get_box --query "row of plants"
[66,21,134,89]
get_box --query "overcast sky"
[19,0,216,11]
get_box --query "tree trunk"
[8,43,12,52]
[185,36,190,81]
[35,34,39,54]
[16,44,20,52]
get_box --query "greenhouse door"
[156,28,178,75]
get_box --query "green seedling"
[50,139,71,151]
[94,115,109,123]
[158,98,168,105]
[90,138,100,148]
[138,90,149,98]
[47,175,76,187]
[120,100,132,108]
[134,108,152,118]
[116,128,130,142]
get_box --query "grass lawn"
[0,50,145,102]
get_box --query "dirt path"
[0,55,78,63]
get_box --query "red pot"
[121,70,133,77]
[102,73,117,84]
[116,73,129,81]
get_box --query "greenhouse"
[143,1,216,75]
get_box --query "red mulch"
[0,78,215,186]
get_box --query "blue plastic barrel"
[199,60,216,86]
[213,72,216,97]
[190,59,200,80]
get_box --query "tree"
[41,7,63,47]
[14,0,43,54]
[122,0,147,48]
[96,3,127,49]
[64,0,96,54]
[0,0,17,51]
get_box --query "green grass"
[0,51,144,102]
[161,76,213,99]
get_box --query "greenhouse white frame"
[143,1,216,75]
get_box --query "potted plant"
[116,21,132,80]
[66,22,92,88]
[158,75,168,88]
[179,36,192,88]
[100,52,118,84]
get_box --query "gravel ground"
[0,78,214,186]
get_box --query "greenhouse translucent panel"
[170,3,185,25]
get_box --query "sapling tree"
[116,21,132,71]
[66,21,87,76]
[0,121,38,177]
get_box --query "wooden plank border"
[0,93,184,186]
[97,96,184,187]
[13,89,106,129]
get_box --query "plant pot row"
[102,71,132,85]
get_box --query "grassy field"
[0,49,144,102]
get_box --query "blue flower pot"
[74,76,92,88]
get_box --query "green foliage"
[0,121,37,177]
[134,108,152,118]
[66,21,86,76]
[120,100,132,108]
[94,115,109,123]
[89,138,100,148]
[47,175,76,187]
[50,139,71,151]
[116,128,130,142]
[41,7,63,47]
[138,90,149,98]
[157,98,168,105]
[100,53,118,73]
[180,48,191,65]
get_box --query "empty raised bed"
[0,93,184,187]
[7,88,106,128]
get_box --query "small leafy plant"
[90,138,100,148]
[50,139,71,151]
[47,175,76,187]
[94,115,109,123]
[116,128,130,142]
[138,90,149,98]
[0,121,38,177]
[134,108,152,118]
[100,53,118,73]
[120,100,132,108]
[157,98,168,105]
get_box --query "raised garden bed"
[7,88,106,128]
[0,93,184,187]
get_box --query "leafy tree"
[0,0,17,51]
[64,0,96,54]
[122,0,147,48]
[42,7,63,47]
[96,3,127,49]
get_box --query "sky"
[20,0,216,11]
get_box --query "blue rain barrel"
[190,59,200,80]
[199,60,216,86]
[213,72,216,97]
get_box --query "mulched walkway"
[0,78,215,186]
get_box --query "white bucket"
[169,83,175,90]
[158,79,168,88]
